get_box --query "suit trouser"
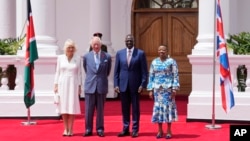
[84,93,106,132]
[120,89,140,132]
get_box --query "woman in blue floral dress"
[147,45,180,139]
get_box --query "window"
[137,0,198,9]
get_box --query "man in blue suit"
[83,36,112,137]
[114,34,148,138]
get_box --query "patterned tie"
[127,50,132,66]
[95,53,100,69]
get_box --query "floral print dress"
[147,57,180,123]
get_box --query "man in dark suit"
[83,36,112,137]
[89,32,108,52]
[114,34,148,138]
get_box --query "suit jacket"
[83,51,111,94]
[114,48,148,93]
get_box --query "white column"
[186,0,250,121]
[87,0,117,98]
[191,0,215,55]
[0,0,16,38]
[16,0,27,38]
[28,0,58,56]
[89,0,115,55]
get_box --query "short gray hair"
[90,36,102,47]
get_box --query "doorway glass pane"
[137,0,198,9]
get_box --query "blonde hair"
[63,39,77,53]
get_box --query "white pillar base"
[187,91,250,121]
[187,55,250,121]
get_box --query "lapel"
[100,51,107,64]
[124,49,129,67]
[96,51,107,72]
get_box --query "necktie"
[127,50,131,66]
[95,53,100,69]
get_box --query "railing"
[1,55,250,92]
[229,55,250,93]
[0,55,58,117]
[0,56,23,91]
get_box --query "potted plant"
[227,32,250,92]
[0,36,25,55]
[226,32,250,55]
[0,36,25,89]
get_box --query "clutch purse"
[54,93,60,104]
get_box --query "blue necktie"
[95,53,100,69]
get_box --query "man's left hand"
[138,86,143,93]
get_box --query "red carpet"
[0,96,230,141]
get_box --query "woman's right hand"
[54,84,58,93]
[149,91,153,99]
[114,86,120,94]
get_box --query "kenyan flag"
[24,0,38,109]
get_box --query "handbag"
[54,93,60,104]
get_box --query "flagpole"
[19,20,27,38]
[205,0,221,130]
[21,108,36,125]
[21,0,38,126]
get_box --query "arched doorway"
[131,0,198,95]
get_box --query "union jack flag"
[216,0,235,113]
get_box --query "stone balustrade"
[229,55,250,93]
[187,54,250,121]
[0,55,59,117]
[0,56,22,90]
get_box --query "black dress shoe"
[117,131,130,137]
[97,131,105,137]
[131,131,138,138]
[83,132,92,137]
